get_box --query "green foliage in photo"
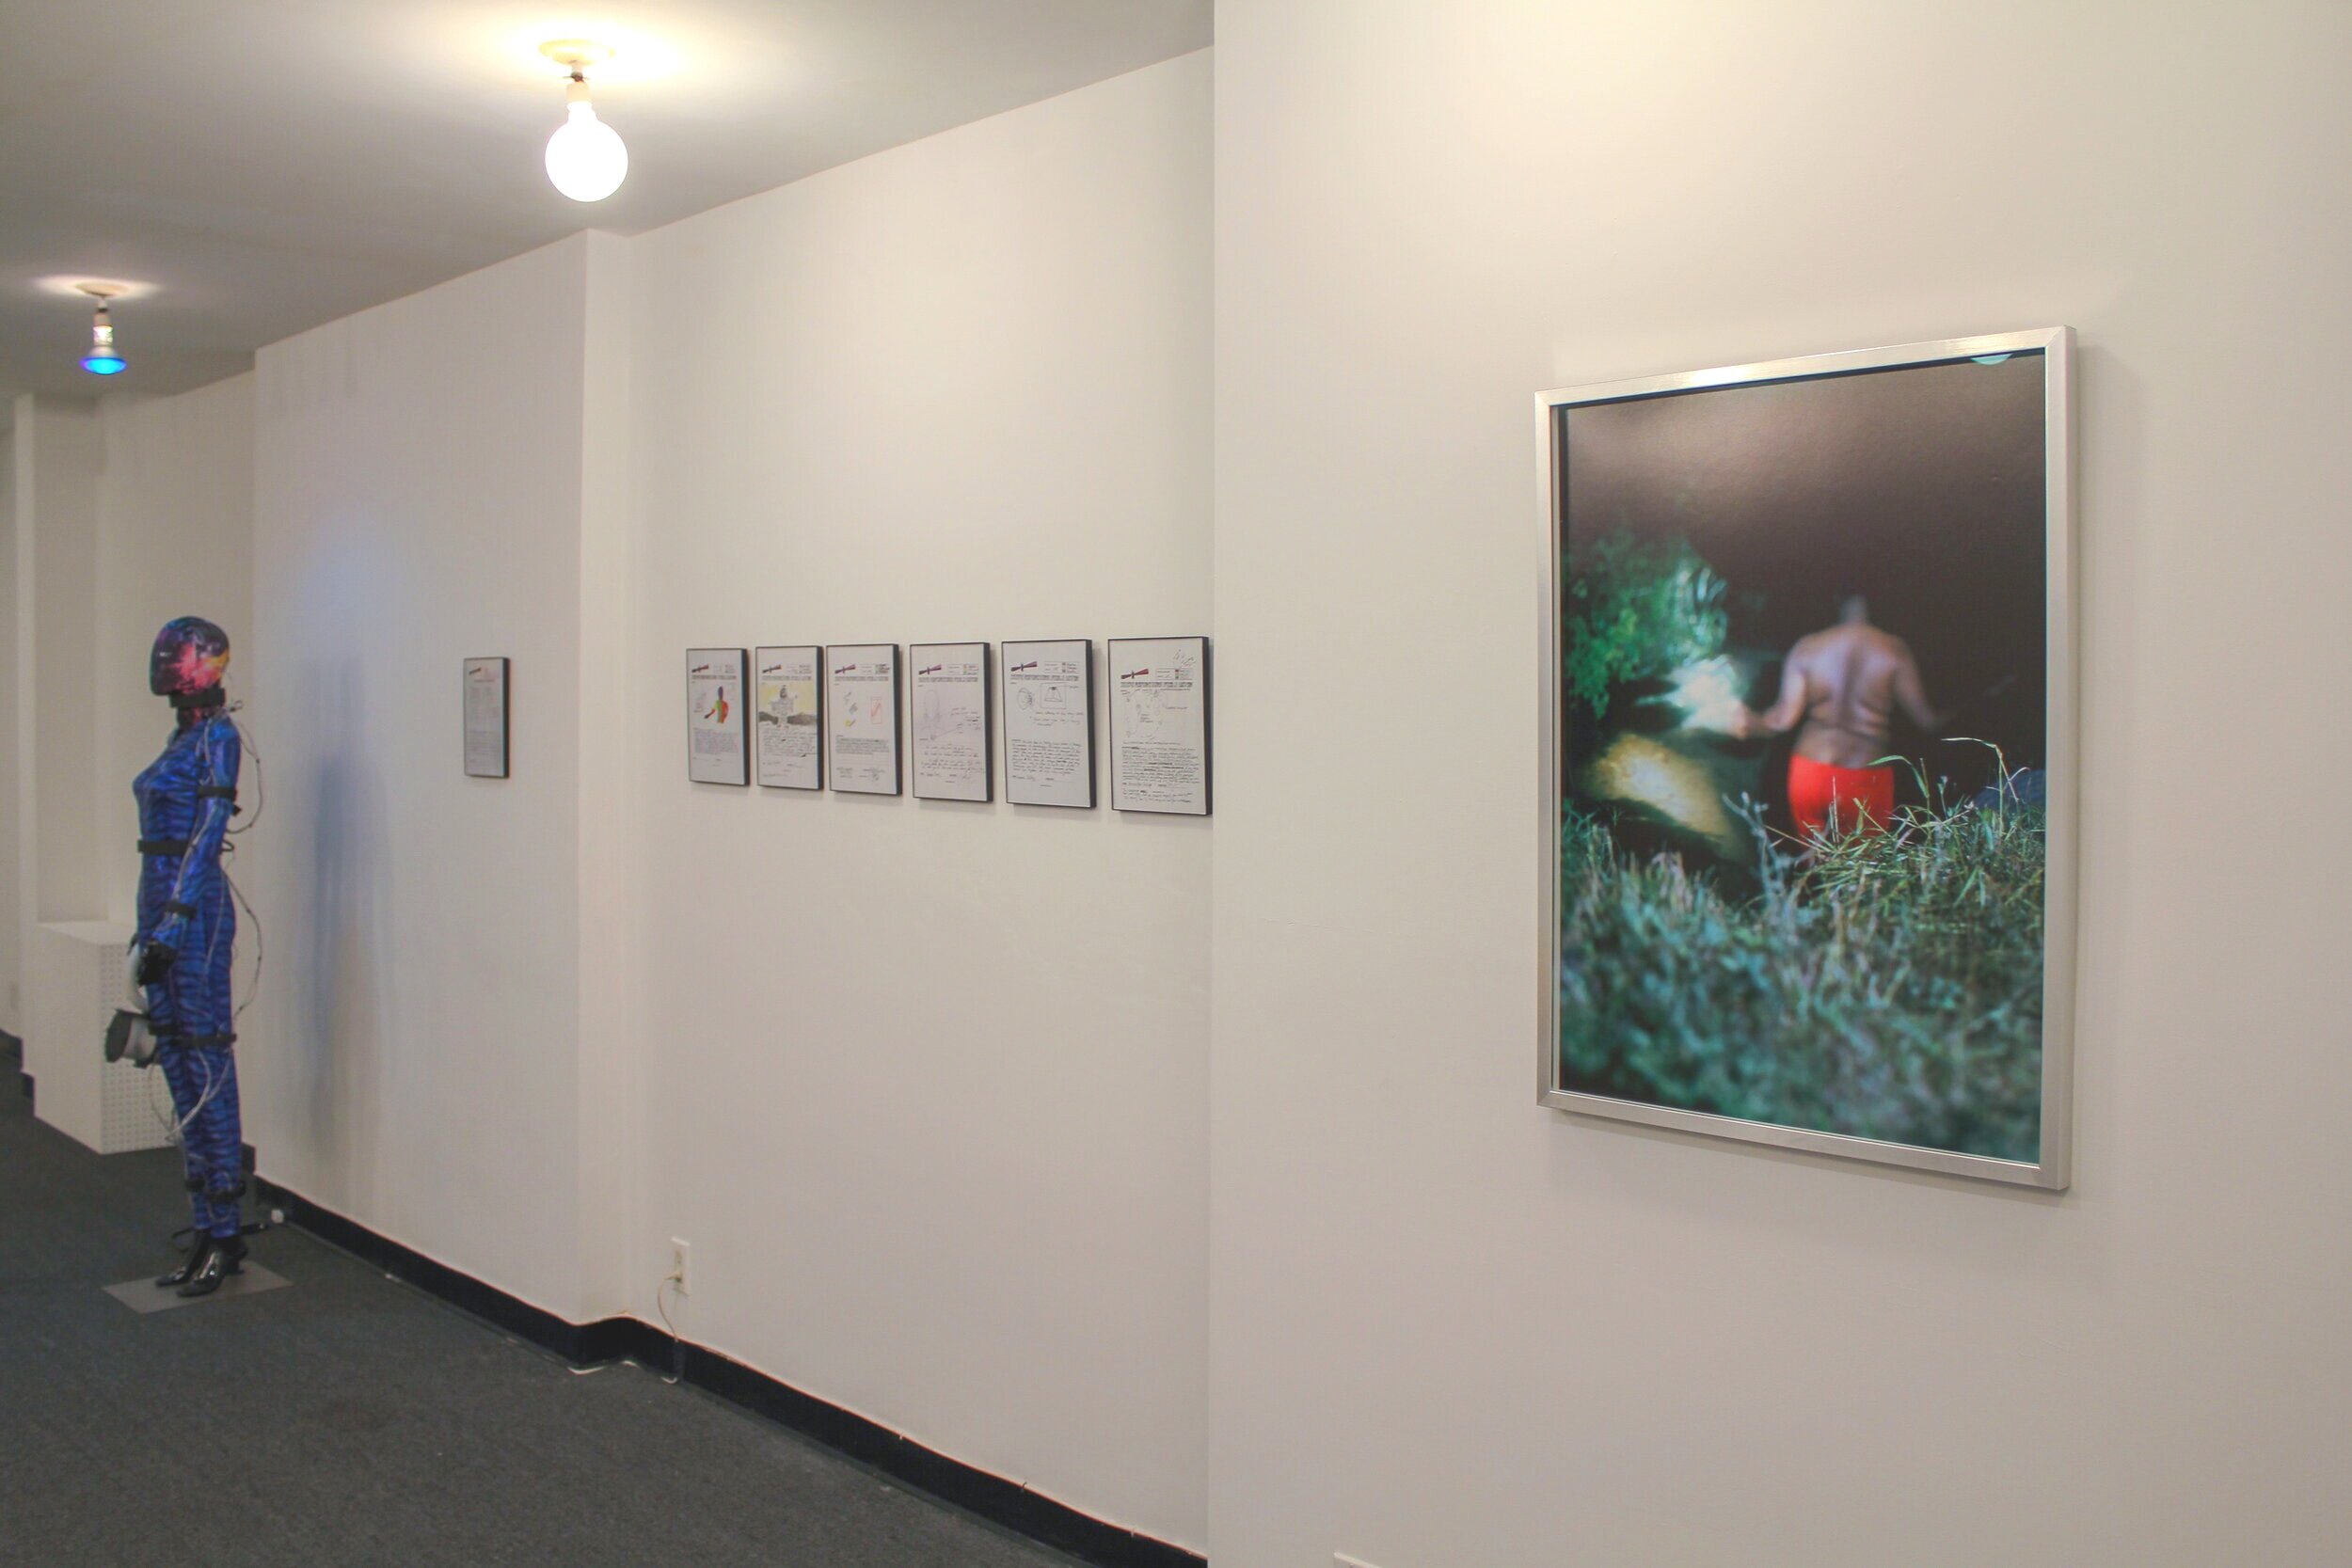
[1563,534,1729,721]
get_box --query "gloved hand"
[135,941,179,988]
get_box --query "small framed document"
[911,641,993,801]
[1001,640,1094,808]
[463,657,510,779]
[826,644,902,795]
[687,648,750,785]
[754,645,823,790]
[1108,636,1210,816]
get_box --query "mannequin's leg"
[155,1047,215,1234]
[189,1046,246,1239]
[172,1046,248,1296]
[153,1047,220,1287]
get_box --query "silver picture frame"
[1535,327,2076,1190]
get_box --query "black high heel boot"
[177,1233,247,1298]
[157,1233,216,1290]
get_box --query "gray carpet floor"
[0,1043,1088,1568]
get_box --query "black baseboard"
[252,1175,1202,1568]
[255,1175,618,1366]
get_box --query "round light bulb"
[546,87,628,202]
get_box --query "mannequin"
[134,616,248,1297]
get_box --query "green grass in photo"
[1557,772,2045,1163]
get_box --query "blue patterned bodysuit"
[133,712,245,1239]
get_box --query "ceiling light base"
[538,39,614,71]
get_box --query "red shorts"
[1788,754,1894,839]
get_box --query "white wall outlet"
[668,1237,691,1295]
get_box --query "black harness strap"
[139,838,192,856]
[163,900,199,919]
[196,785,238,802]
[155,1030,237,1050]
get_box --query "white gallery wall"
[230,55,1210,1546]
[1210,4,2352,1566]
[246,236,601,1316]
[621,53,1211,1545]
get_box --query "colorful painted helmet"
[150,616,232,699]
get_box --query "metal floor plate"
[103,1261,291,1314]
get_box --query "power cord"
[140,1045,223,1146]
[224,705,264,835]
[655,1269,687,1385]
[227,868,262,1022]
[146,1062,181,1141]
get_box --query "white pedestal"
[27,920,173,1154]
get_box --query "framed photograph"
[754,645,823,790]
[1538,328,2074,1189]
[1108,636,1210,816]
[462,657,509,779]
[687,648,750,785]
[911,641,993,801]
[1002,639,1095,808]
[826,644,902,795]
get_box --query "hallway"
[0,1046,1087,1568]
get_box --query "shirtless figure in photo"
[1737,594,1945,838]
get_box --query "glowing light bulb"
[79,289,127,375]
[545,73,627,201]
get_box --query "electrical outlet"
[668,1237,691,1295]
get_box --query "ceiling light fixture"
[77,282,127,375]
[540,40,628,202]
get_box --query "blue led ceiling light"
[78,283,127,375]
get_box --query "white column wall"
[11,397,104,1092]
[620,54,1212,1547]
[1209,4,2352,1566]
[575,229,644,1323]
[11,399,103,935]
[246,237,592,1316]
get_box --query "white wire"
[225,705,263,835]
[146,1056,180,1141]
[655,1276,686,1386]
[179,1050,222,1137]
[221,708,263,1014]
[144,1047,222,1146]
[140,1027,217,1147]
[228,869,262,1022]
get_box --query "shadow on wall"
[290,658,392,1209]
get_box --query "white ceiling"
[0,1,1210,401]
